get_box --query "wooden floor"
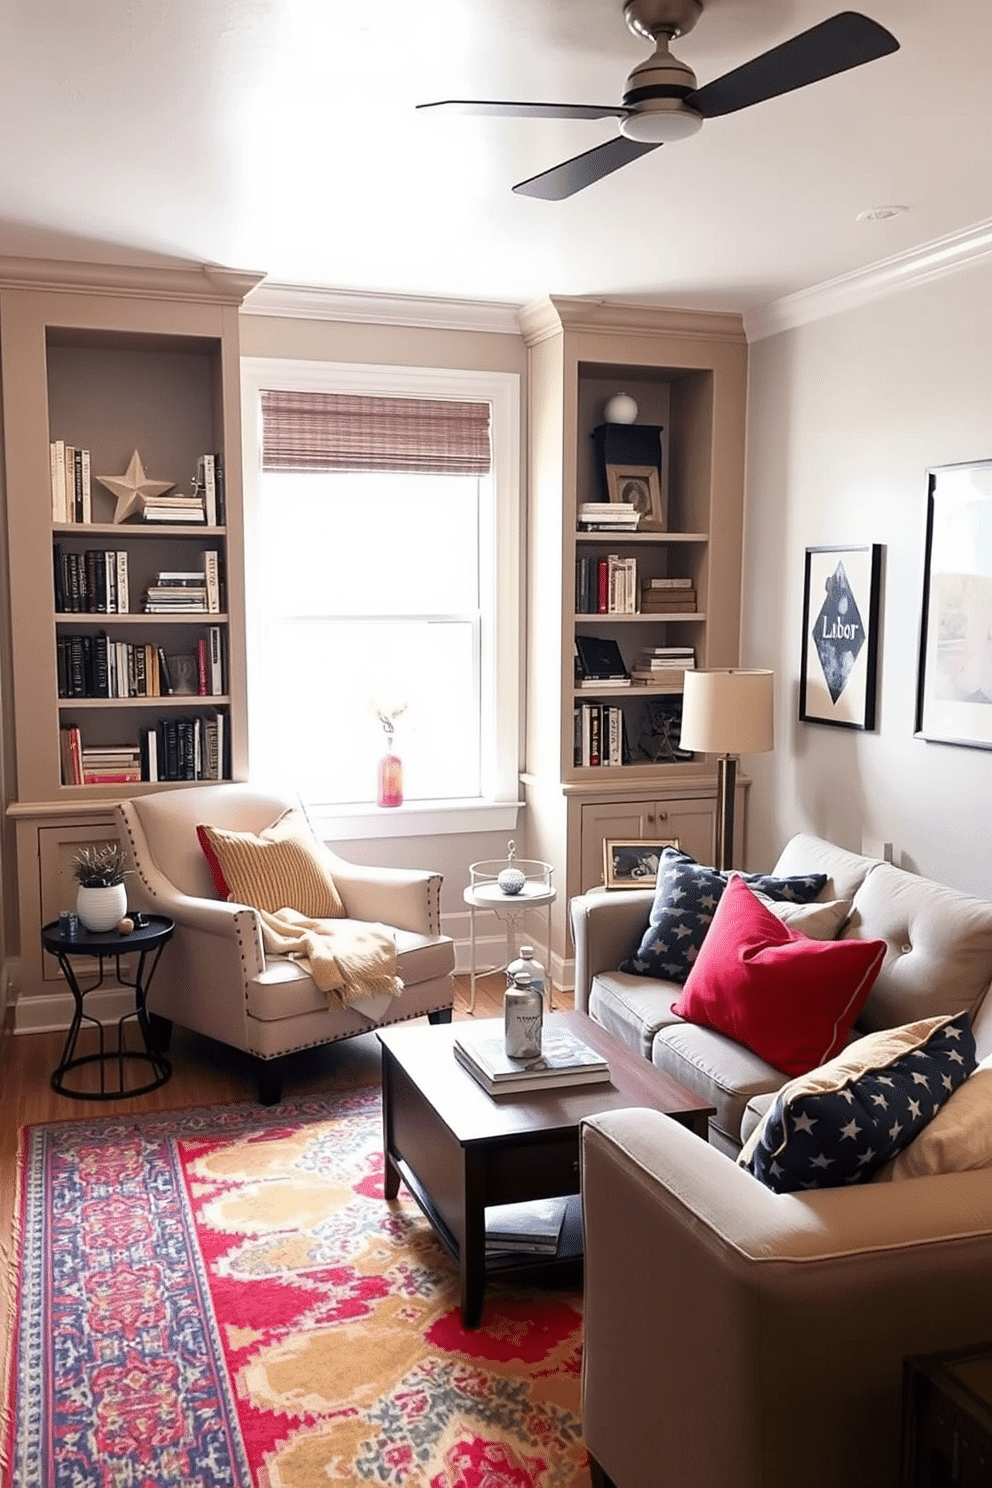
[0,973,572,1360]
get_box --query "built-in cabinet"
[518,297,748,977]
[1,259,262,1021]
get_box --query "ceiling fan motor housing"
[621,40,702,141]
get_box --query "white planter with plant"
[72,843,130,932]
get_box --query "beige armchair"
[115,784,455,1103]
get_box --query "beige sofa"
[116,784,455,1103]
[570,834,992,1488]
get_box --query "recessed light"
[856,205,908,222]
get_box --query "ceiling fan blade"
[686,11,899,119]
[513,136,660,201]
[417,99,627,122]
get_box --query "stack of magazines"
[453,1019,610,1095]
[485,1196,569,1256]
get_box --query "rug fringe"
[0,1125,28,1479]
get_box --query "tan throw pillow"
[197,808,345,919]
[751,890,852,940]
[873,1055,992,1181]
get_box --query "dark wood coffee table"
[377,1009,715,1327]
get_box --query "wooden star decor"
[96,450,175,523]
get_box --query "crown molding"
[744,217,992,342]
[519,294,746,347]
[0,255,265,304]
[243,281,523,334]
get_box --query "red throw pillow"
[197,823,231,898]
[671,875,887,1077]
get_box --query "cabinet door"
[580,800,673,891]
[580,797,718,890]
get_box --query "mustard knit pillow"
[197,808,345,919]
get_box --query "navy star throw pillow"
[618,847,827,984]
[739,1011,977,1193]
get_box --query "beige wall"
[741,255,992,896]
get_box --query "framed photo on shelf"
[606,463,665,532]
[603,838,680,890]
[916,459,992,749]
[799,543,882,730]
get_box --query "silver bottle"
[506,945,546,1004]
[504,969,544,1060]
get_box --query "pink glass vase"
[377,751,403,808]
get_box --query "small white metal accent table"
[462,851,556,1014]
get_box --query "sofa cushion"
[738,1011,977,1193]
[845,861,992,1033]
[588,971,686,1059]
[652,1021,789,1153]
[618,847,827,984]
[770,832,879,903]
[873,1054,992,1181]
[753,892,852,939]
[197,808,346,919]
[671,877,887,1077]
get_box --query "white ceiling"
[1,0,990,317]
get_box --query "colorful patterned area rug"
[2,1088,587,1487]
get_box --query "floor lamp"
[678,669,775,872]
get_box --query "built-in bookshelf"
[518,296,749,949]
[0,257,262,1015]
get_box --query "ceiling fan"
[417,3,899,201]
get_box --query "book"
[454,1041,610,1096]
[574,634,628,680]
[454,1019,610,1087]
[643,576,693,588]
[485,1196,568,1255]
[208,625,224,695]
[204,550,221,613]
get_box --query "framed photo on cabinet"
[799,544,882,730]
[603,838,680,890]
[916,460,992,749]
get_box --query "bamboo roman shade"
[260,390,492,475]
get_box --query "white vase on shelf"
[76,882,127,933]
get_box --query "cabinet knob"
[657,810,668,821]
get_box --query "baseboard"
[12,985,138,1035]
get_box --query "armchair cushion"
[618,847,827,984]
[671,876,886,1077]
[196,808,345,918]
[739,1011,977,1192]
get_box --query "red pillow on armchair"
[671,875,887,1076]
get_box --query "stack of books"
[577,501,639,531]
[630,646,696,686]
[140,492,207,524]
[143,555,221,614]
[640,576,697,613]
[453,1019,611,1095]
[193,453,226,526]
[485,1196,569,1257]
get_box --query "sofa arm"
[323,855,443,937]
[569,889,653,1011]
[580,1108,992,1488]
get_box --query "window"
[241,359,520,832]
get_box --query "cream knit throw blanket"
[256,907,404,1011]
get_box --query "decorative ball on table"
[603,392,639,425]
[497,839,526,895]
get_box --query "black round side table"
[42,913,175,1099]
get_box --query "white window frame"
[241,356,522,838]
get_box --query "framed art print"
[916,459,992,749]
[606,463,665,532]
[799,544,882,730]
[603,838,680,889]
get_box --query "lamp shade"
[680,669,775,756]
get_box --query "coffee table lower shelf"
[396,1153,584,1276]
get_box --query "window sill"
[310,798,522,841]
